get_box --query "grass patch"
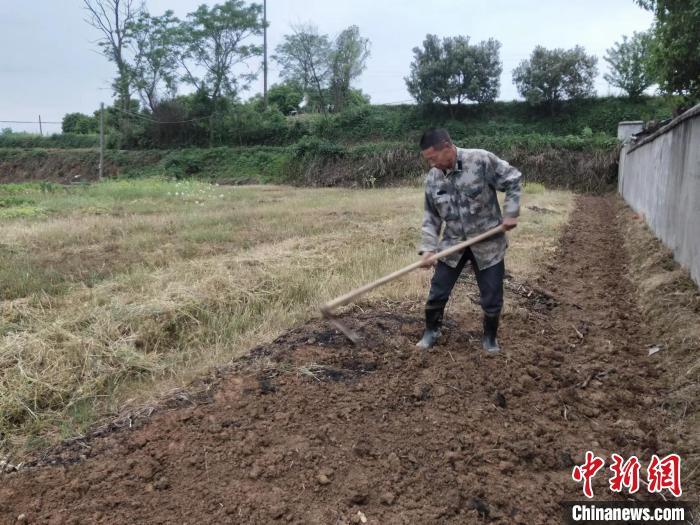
[0,206,45,220]
[0,179,574,457]
[522,182,546,194]
[504,185,574,282]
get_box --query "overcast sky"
[0,0,653,133]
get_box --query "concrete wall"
[618,104,700,287]
[617,121,644,142]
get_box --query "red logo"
[572,452,682,498]
[648,454,682,497]
[609,454,641,494]
[572,451,606,498]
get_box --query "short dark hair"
[419,128,452,150]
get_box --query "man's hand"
[502,217,518,231]
[419,251,437,269]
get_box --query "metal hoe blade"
[320,306,360,345]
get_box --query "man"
[416,128,522,354]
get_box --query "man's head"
[419,128,456,171]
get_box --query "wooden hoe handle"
[321,225,505,315]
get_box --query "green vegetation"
[0,132,619,190]
[274,24,371,113]
[604,31,654,99]
[61,112,99,134]
[638,0,700,104]
[63,0,692,163]
[0,131,100,149]
[2,96,676,152]
[305,96,674,140]
[406,34,502,106]
[2,93,671,192]
[513,46,598,106]
[150,146,289,182]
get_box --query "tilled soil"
[0,195,691,524]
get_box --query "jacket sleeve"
[418,185,442,255]
[486,152,522,218]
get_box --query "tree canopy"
[274,24,371,113]
[604,31,654,99]
[636,0,700,103]
[513,45,598,105]
[405,34,502,107]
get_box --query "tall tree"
[274,24,332,113]
[636,0,700,103]
[405,34,502,109]
[128,10,180,112]
[512,45,598,106]
[464,38,503,103]
[177,0,264,107]
[405,35,452,106]
[604,31,654,99]
[329,26,370,112]
[83,0,143,111]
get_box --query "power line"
[112,106,212,124]
[0,120,62,124]
[2,107,212,131]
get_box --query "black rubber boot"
[482,313,501,354]
[416,306,444,349]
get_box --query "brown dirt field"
[0,195,695,524]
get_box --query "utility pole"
[263,0,268,108]
[99,102,104,181]
[38,115,43,136]
[209,113,214,147]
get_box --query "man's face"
[421,142,456,171]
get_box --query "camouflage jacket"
[418,148,522,270]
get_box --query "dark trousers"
[426,248,504,321]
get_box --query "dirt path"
[0,195,687,524]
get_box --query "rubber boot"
[482,313,501,354]
[416,306,444,349]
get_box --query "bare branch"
[83,0,143,107]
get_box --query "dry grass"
[501,183,574,282]
[0,179,573,456]
[617,198,700,493]
[618,201,700,356]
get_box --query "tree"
[405,35,502,109]
[62,113,99,134]
[329,26,371,112]
[128,10,180,112]
[266,81,304,115]
[274,24,332,114]
[603,31,653,99]
[636,0,700,102]
[405,35,451,106]
[512,45,598,105]
[274,25,371,113]
[83,0,143,111]
[460,38,502,104]
[177,1,264,107]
